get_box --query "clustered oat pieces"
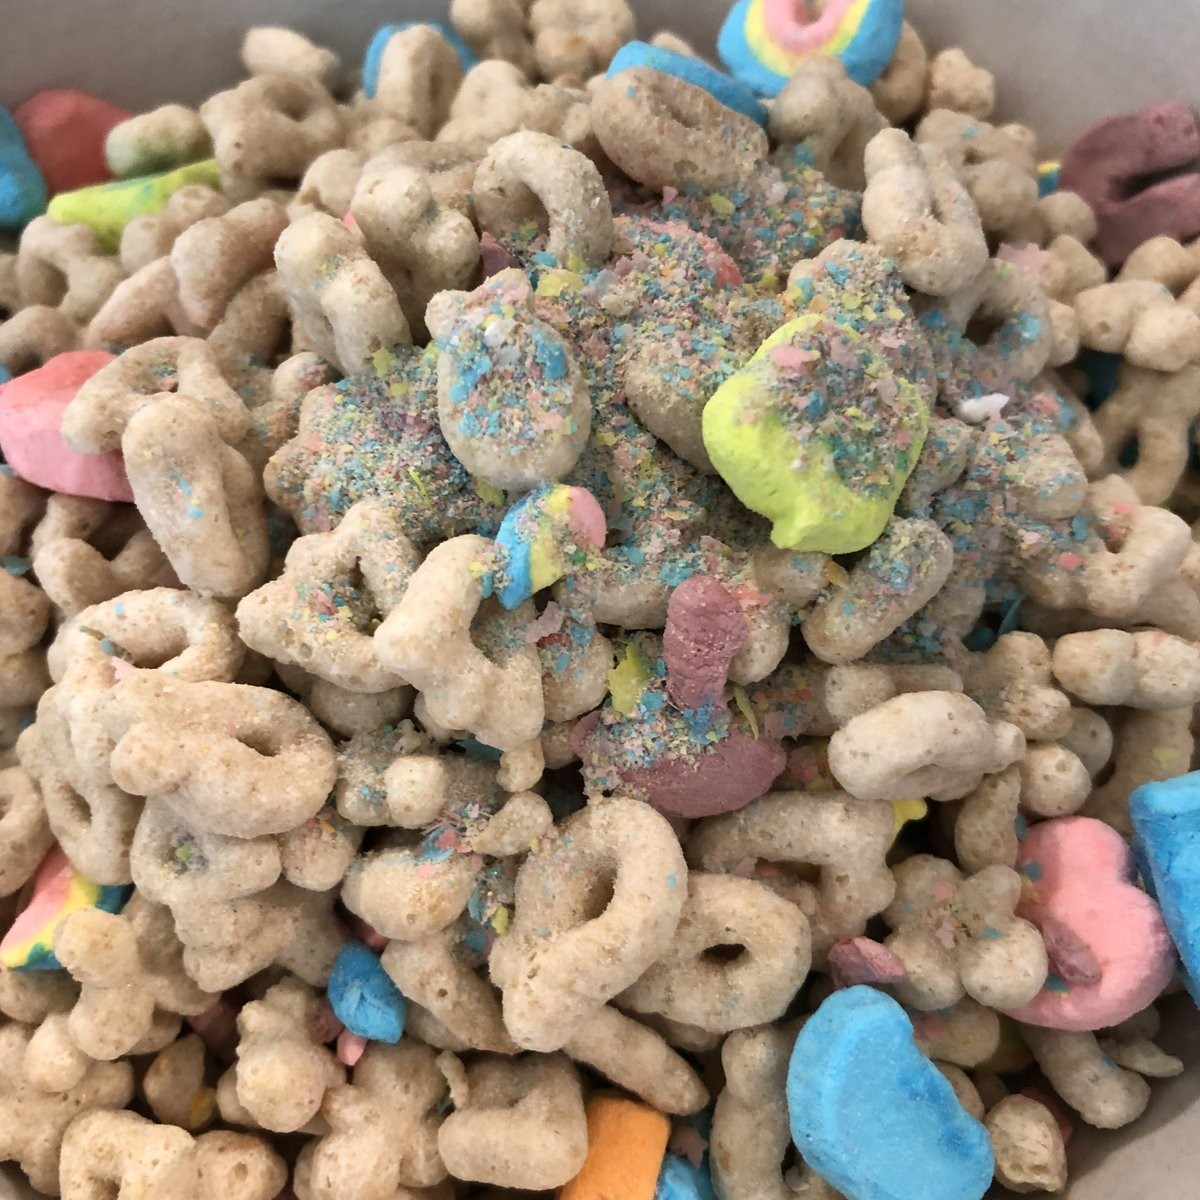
[0,7,1197,1200]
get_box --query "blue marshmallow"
[607,41,768,128]
[328,940,407,1043]
[656,1155,717,1200]
[0,107,48,232]
[787,986,994,1200]
[1130,770,1200,1004]
[362,23,478,100]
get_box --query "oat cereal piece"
[427,270,591,490]
[530,0,633,78]
[375,535,544,754]
[925,47,995,120]
[52,893,215,1063]
[962,632,1073,742]
[688,789,895,958]
[711,1023,808,1200]
[120,398,270,599]
[592,69,768,192]
[274,212,411,375]
[241,26,341,88]
[802,519,954,663]
[117,185,228,275]
[0,763,52,896]
[381,927,518,1054]
[199,74,342,198]
[619,872,811,1031]
[1075,279,1200,371]
[490,795,686,1050]
[869,21,928,124]
[371,25,465,140]
[1084,706,1193,835]
[228,976,344,1133]
[105,105,212,178]
[169,197,288,332]
[829,692,1025,802]
[17,706,140,885]
[438,1053,588,1188]
[450,0,536,75]
[1021,1025,1150,1129]
[237,500,419,692]
[1052,628,1200,708]
[0,1023,133,1194]
[882,856,1048,1011]
[475,131,612,269]
[560,1005,708,1115]
[58,1109,196,1199]
[862,128,989,297]
[142,1033,214,1130]
[63,336,249,452]
[985,1094,1068,1194]
[102,671,335,838]
[1092,363,1200,504]
[297,1039,450,1196]
[0,303,80,373]
[15,216,125,324]
[917,110,1037,237]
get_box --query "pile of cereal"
[1,4,1199,1199]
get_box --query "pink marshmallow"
[1001,816,1176,1031]
[0,350,132,501]
[828,936,908,989]
[337,1028,368,1067]
[664,574,749,710]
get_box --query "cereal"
[529,0,635,80]
[16,216,126,324]
[985,1094,1068,1194]
[241,26,341,88]
[829,692,1025,803]
[105,105,212,179]
[14,90,130,195]
[619,872,812,1030]
[926,48,996,120]
[0,105,48,232]
[881,856,1048,1011]
[861,129,989,298]
[225,975,344,1133]
[297,1039,450,1195]
[3,9,1200,1197]
[490,795,686,1051]
[438,1054,589,1188]
[1020,1025,1151,1129]
[0,1023,134,1195]
[236,499,418,692]
[703,315,929,554]
[591,69,769,192]
[274,211,411,374]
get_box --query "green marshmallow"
[46,159,222,252]
[702,314,928,555]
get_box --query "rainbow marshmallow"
[0,845,132,970]
[718,0,904,97]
